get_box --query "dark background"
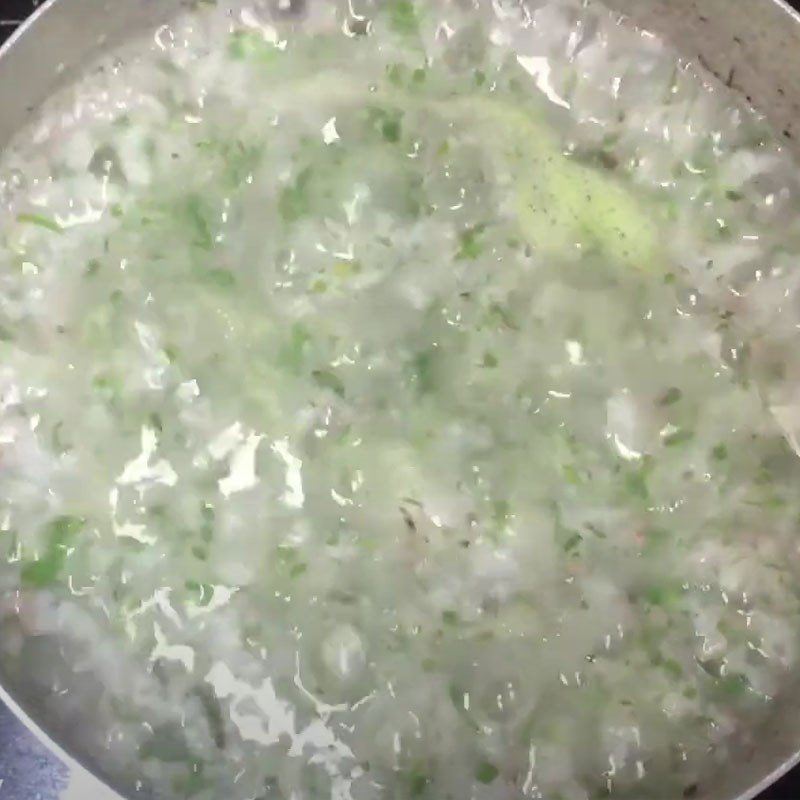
[2,0,800,798]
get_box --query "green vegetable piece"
[276,546,299,565]
[442,610,459,625]
[17,212,64,234]
[202,268,237,288]
[562,532,583,553]
[333,260,362,280]
[228,30,280,63]
[717,673,749,697]
[278,324,311,374]
[85,259,102,277]
[518,157,661,271]
[484,302,518,331]
[195,138,262,186]
[660,658,684,679]
[386,64,405,86]
[663,428,694,448]
[624,469,649,501]
[493,499,510,523]
[184,194,214,250]
[51,421,70,454]
[411,349,436,394]
[92,372,124,405]
[382,117,402,143]
[148,411,164,433]
[186,580,215,606]
[289,563,308,578]
[21,515,84,588]
[312,369,346,397]
[643,581,684,608]
[481,352,498,369]
[388,0,420,36]
[475,762,499,784]
[409,772,429,797]
[457,223,488,260]
[658,387,682,406]
[585,522,607,539]
[278,322,311,375]
[367,107,405,143]
[711,443,728,461]
[279,167,313,222]
[461,99,661,272]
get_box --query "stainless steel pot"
[1,2,800,799]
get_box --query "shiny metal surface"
[1,2,800,799]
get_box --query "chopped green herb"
[277,545,299,564]
[184,194,214,250]
[289,563,308,578]
[186,580,214,606]
[228,30,280,63]
[410,349,436,394]
[711,443,728,461]
[442,610,459,625]
[659,657,684,679]
[279,168,313,222]
[475,762,499,784]
[312,369,346,397]
[85,258,102,277]
[717,673,749,698]
[382,117,402,143]
[367,107,405,143]
[278,324,311,373]
[386,63,405,86]
[485,302,518,330]
[457,223,488,260]
[17,212,64,234]
[409,772,429,797]
[643,581,684,608]
[21,515,84,588]
[624,469,649,501]
[388,0,420,36]
[563,532,583,553]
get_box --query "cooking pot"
[1,2,800,799]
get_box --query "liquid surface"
[2,2,800,799]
